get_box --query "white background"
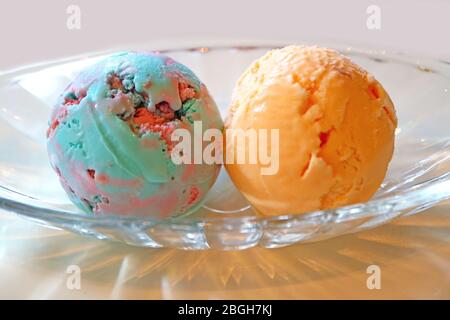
[1,0,450,70]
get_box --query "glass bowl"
[0,44,449,250]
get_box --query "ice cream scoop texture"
[225,45,397,215]
[47,52,223,218]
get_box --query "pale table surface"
[0,201,449,299]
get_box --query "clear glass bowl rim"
[1,43,450,232]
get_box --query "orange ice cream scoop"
[224,45,397,216]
